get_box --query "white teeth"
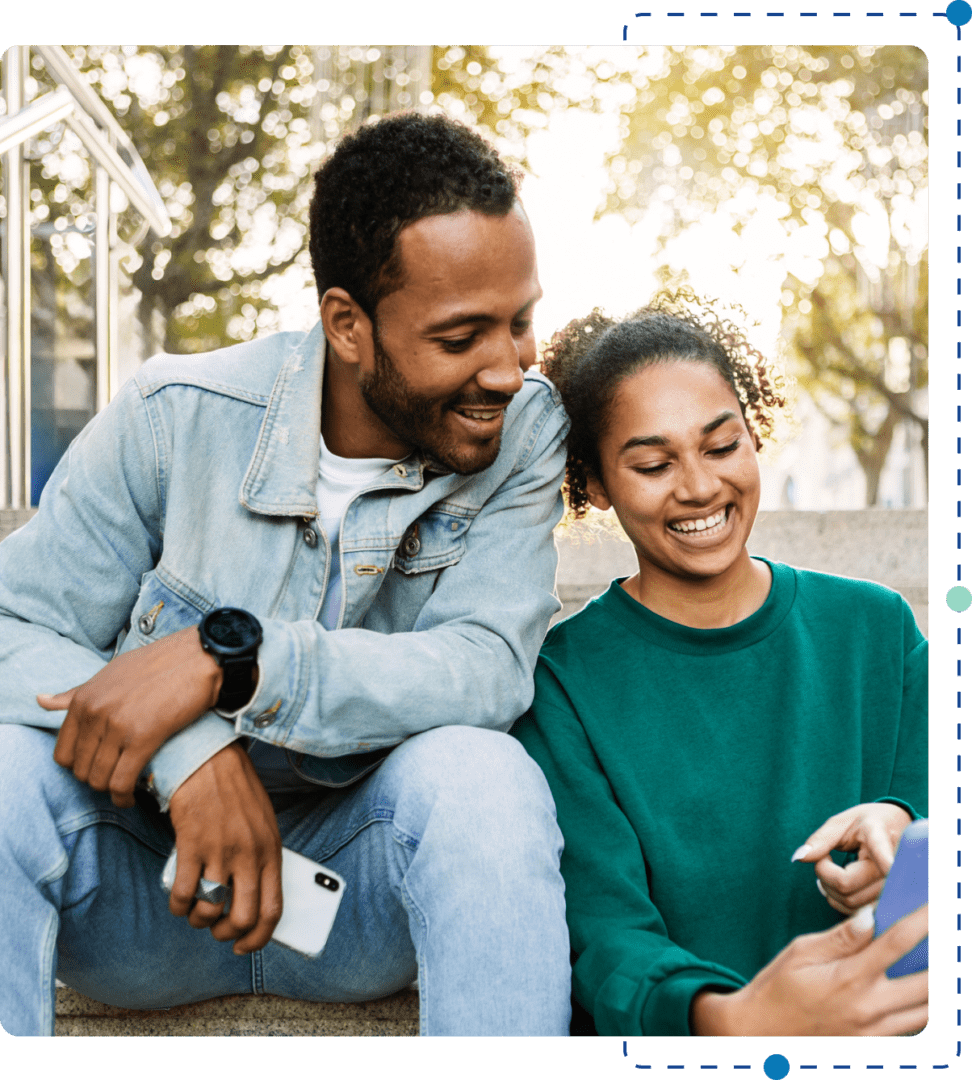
[670,507,729,535]
[458,409,500,421]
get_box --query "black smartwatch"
[198,607,263,714]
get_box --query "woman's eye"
[635,463,669,475]
[709,439,741,457]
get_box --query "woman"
[514,293,928,1036]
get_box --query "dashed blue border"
[621,10,959,41]
[600,12,950,1075]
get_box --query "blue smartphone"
[873,818,928,978]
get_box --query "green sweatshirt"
[513,560,927,1036]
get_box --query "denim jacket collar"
[239,322,437,517]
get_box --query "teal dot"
[947,1,972,27]
[764,1055,790,1080]
[947,586,972,612]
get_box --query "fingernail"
[791,844,812,862]
[816,879,827,897]
[850,903,875,933]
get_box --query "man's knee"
[384,730,552,829]
[0,725,116,864]
[0,724,61,807]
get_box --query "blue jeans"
[0,725,571,1036]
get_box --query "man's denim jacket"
[0,324,568,809]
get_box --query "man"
[0,113,571,1036]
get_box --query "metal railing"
[0,45,170,508]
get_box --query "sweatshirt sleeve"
[878,605,927,821]
[513,660,745,1036]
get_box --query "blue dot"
[947,1,972,26]
[764,1056,790,1080]
[948,585,972,612]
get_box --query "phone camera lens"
[314,872,340,892]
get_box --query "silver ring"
[195,878,229,906]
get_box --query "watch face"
[207,609,258,650]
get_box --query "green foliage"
[3,45,928,503]
[605,44,928,502]
[11,45,615,355]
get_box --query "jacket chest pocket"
[125,568,212,650]
[392,509,472,576]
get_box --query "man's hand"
[39,626,223,807]
[167,741,283,954]
[692,903,928,1036]
[791,803,913,915]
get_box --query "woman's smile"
[667,504,731,538]
[581,357,772,626]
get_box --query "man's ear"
[586,473,613,512]
[320,288,373,368]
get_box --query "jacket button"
[403,535,421,557]
[393,464,408,478]
[302,527,318,548]
[253,711,276,728]
[138,613,157,635]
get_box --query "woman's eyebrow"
[619,410,739,453]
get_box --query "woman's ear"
[586,473,613,512]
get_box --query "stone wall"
[2,507,928,636]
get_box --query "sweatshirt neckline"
[595,558,796,655]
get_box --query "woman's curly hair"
[541,288,788,518]
[309,112,521,317]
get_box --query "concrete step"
[55,986,419,1036]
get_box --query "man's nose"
[477,332,525,396]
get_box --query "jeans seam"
[53,810,173,858]
[397,868,428,1037]
[40,908,58,1035]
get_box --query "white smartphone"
[161,844,345,958]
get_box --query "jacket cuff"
[235,618,304,741]
[144,712,240,811]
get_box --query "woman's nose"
[675,456,721,504]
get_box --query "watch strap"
[216,654,257,713]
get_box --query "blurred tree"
[600,44,928,503]
[8,45,606,357]
[3,44,928,505]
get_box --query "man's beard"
[360,326,509,475]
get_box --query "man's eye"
[440,336,475,352]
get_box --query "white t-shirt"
[248,436,405,791]
[316,434,405,630]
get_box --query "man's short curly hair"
[541,289,788,519]
[308,112,521,317]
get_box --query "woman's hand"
[791,802,913,915]
[691,902,928,1036]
